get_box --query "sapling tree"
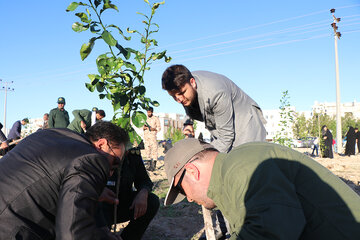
[67,0,171,144]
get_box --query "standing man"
[164,139,360,240]
[143,107,161,171]
[355,128,360,154]
[42,113,49,129]
[162,64,266,153]
[48,97,70,128]
[7,118,29,142]
[0,121,128,239]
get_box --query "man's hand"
[99,187,119,205]
[130,189,148,220]
[0,141,8,149]
[80,121,87,131]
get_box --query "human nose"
[175,95,184,103]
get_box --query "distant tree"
[274,90,294,147]
[292,113,308,139]
[164,126,184,143]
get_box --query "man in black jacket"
[98,148,160,240]
[0,121,128,240]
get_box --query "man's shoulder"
[49,108,58,113]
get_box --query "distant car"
[291,139,303,148]
[291,137,316,148]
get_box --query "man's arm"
[56,154,111,240]
[155,116,161,132]
[131,151,154,219]
[210,91,235,152]
[48,110,55,128]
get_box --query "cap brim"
[164,177,186,206]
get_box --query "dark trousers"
[99,192,159,240]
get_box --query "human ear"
[185,163,200,181]
[190,78,197,89]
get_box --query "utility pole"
[0,79,15,132]
[330,8,342,154]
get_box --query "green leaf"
[124,61,136,71]
[137,86,146,95]
[117,117,130,129]
[143,0,149,4]
[151,101,160,107]
[96,82,105,92]
[108,24,131,41]
[90,23,101,33]
[88,74,100,85]
[75,12,90,23]
[80,37,96,60]
[126,28,136,34]
[128,129,142,145]
[94,0,101,8]
[102,30,117,46]
[115,43,131,60]
[72,22,89,32]
[66,2,79,12]
[131,111,147,128]
[85,83,95,92]
[99,94,106,99]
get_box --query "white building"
[263,107,297,141]
[312,100,360,118]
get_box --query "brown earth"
[141,147,360,240]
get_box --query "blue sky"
[1,0,359,130]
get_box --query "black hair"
[161,64,194,91]
[85,121,129,146]
[96,110,106,117]
[147,107,154,112]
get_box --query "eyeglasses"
[108,144,122,168]
[174,169,187,195]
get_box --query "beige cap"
[164,138,214,206]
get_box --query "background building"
[312,100,360,118]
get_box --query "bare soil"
[141,148,360,240]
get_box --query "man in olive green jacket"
[67,109,92,134]
[48,97,70,128]
[164,139,360,240]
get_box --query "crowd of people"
[0,65,359,240]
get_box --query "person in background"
[42,113,49,129]
[7,118,29,142]
[164,139,360,240]
[143,107,161,171]
[48,97,70,128]
[311,137,319,157]
[321,125,333,158]
[67,109,92,134]
[91,107,106,126]
[0,122,9,155]
[183,119,195,138]
[345,126,356,156]
[355,127,360,154]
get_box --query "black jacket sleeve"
[55,153,110,240]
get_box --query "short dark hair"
[162,64,194,91]
[96,110,106,117]
[147,107,154,112]
[85,121,129,146]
